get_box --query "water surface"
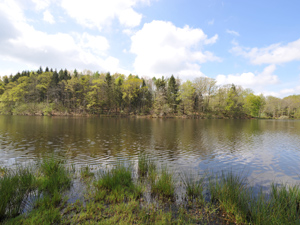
[1,116,300,187]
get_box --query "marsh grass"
[138,153,156,180]
[5,158,73,224]
[38,157,71,195]
[208,171,253,223]
[208,171,300,224]
[80,165,94,180]
[96,163,142,201]
[0,166,35,221]
[249,183,300,224]
[138,153,149,177]
[3,159,300,225]
[180,171,205,200]
[151,167,175,199]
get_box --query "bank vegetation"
[1,67,299,119]
[1,156,300,224]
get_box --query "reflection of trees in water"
[1,116,300,167]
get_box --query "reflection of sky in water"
[0,116,300,187]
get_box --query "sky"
[0,0,300,97]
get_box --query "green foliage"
[178,80,195,115]
[0,67,298,118]
[244,93,265,117]
[167,75,179,112]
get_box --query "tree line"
[0,67,299,118]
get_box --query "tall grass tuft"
[38,157,71,195]
[265,183,300,224]
[0,166,35,221]
[138,153,149,177]
[96,163,141,200]
[151,167,175,198]
[180,171,204,200]
[138,153,156,179]
[80,165,94,180]
[208,171,251,224]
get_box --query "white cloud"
[130,20,219,77]
[43,10,55,24]
[61,0,148,30]
[226,29,239,36]
[280,88,295,95]
[31,0,51,11]
[231,38,300,65]
[261,87,300,98]
[216,65,279,90]
[123,29,134,36]
[77,33,109,55]
[0,0,127,74]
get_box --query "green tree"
[167,75,179,113]
[244,94,265,117]
[122,75,142,113]
[225,84,242,117]
[178,80,195,115]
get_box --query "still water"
[1,115,300,187]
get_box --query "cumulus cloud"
[31,0,51,11]
[216,64,279,89]
[226,29,239,36]
[0,0,127,74]
[130,20,219,77]
[43,10,55,24]
[60,0,148,30]
[231,39,300,65]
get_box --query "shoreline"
[1,157,300,224]
[0,111,255,119]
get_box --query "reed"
[0,166,35,221]
[208,171,252,224]
[38,157,71,195]
[151,167,175,198]
[80,165,94,180]
[96,163,142,200]
[180,171,204,199]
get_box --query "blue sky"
[0,0,300,97]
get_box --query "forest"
[0,67,299,118]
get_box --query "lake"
[1,115,300,187]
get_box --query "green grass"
[151,167,175,199]
[80,165,94,180]
[96,163,142,202]
[208,171,300,224]
[0,166,35,221]
[137,153,149,177]
[138,153,156,180]
[38,157,71,195]
[248,183,300,224]
[2,158,72,224]
[180,171,204,200]
[208,171,253,223]
[3,159,300,225]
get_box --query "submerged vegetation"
[1,67,300,118]
[1,156,300,224]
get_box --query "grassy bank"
[1,156,300,224]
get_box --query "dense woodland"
[0,67,299,118]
